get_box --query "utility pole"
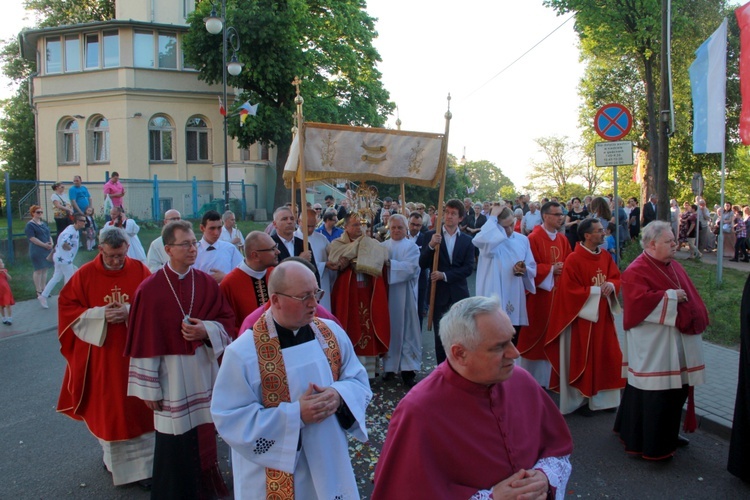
[657,0,671,221]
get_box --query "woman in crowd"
[678,202,701,259]
[720,201,736,258]
[50,182,74,237]
[24,205,54,299]
[670,199,681,241]
[628,197,641,241]
[564,197,588,250]
[731,205,748,262]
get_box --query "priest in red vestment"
[125,220,235,499]
[220,230,278,336]
[614,221,707,460]
[544,219,624,415]
[372,296,572,499]
[329,212,390,379]
[517,202,571,387]
[56,227,154,488]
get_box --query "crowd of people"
[25,182,750,497]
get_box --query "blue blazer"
[419,229,474,309]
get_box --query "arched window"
[87,116,110,163]
[149,115,174,162]
[186,116,211,162]
[57,118,79,164]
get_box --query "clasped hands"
[492,468,549,500]
[299,383,341,425]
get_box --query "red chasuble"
[124,266,236,357]
[56,256,154,441]
[517,226,571,360]
[331,266,390,356]
[622,252,708,335]
[544,244,625,397]
[372,363,573,499]
[220,266,274,336]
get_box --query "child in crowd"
[605,225,617,263]
[84,207,98,251]
[0,258,15,324]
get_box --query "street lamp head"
[204,7,223,34]
[227,54,243,76]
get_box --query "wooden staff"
[292,76,309,252]
[400,183,407,215]
[427,94,453,331]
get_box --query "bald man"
[211,260,371,498]
[146,209,182,272]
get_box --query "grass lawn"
[7,219,268,302]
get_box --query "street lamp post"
[205,0,243,212]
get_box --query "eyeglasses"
[275,289,325,302]
[35,210,43,214]
[546,212,565,217]
[255,244,279,253]
[168,241,200,249]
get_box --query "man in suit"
[642,194,658,227]
[420,199,475,364]
[271,206,320,285]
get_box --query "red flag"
[736,3,750,144]
[218,96,226,117]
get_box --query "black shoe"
[136,478,152,491]
[382,372,396,382]
[401,371,417,388]
[676,435,690,447]
[574,405,596,417]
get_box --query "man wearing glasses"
[211,260,371,498]
[146,209,182,272]
[56,227,155,490]
[125,220,235,499]
[516,202,571,388]
[220,231,280,335]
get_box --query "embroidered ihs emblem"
[103,286,129,304]
[591,268,607,287]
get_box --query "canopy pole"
[427,94,452,331]
[400,183,407,216]
[292,76,308,251]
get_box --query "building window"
[64,35,81,72]
[58,118,80,164]
[134,30,154,68]
[85,33,99,68]
[88,116,110,163]
[103,30,119,67]
[149,115,174,162]
[46,37,62,74]
[186,116,211,162]
[158,32,177,69]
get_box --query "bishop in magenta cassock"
[124,221,235,499]
[544,219,625,414]
[372,296,573,500]
[57,228,154,487]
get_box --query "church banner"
[283,122,446,188]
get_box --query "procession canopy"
[283,122,446,188]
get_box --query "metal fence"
[3,173,260,263]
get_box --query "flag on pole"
[736,3,750,144]
[689,18,727,154]
[218,96,226,117]
[239,101,258,126]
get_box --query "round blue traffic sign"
[594,103,633,141]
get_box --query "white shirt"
[522,211,542,234]
[442,226,460,265]
[194,238,243,275]
[220,226,244,249]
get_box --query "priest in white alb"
[381,214,422,387]
[211,260,372,498]
[472,205,536,342]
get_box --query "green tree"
[525,136,584,200]
[183,0,394,207]
[24,0,114,27]
[459,160,516,202]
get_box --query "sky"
[0,0,585,190]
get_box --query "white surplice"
[211,316,371,499]
[472,215,537,326]
[381,238,422,373]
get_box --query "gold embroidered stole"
[253,311,342,499]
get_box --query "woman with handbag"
[50,183,74,238]
[24,205,54,299]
